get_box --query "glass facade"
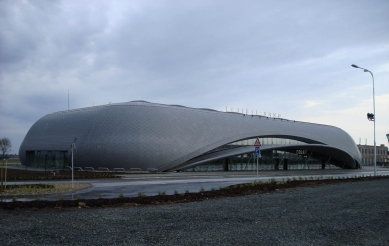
[230,137,305,146]
[185,137,340,171]
[26,151,69,170]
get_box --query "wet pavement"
[2,166,389,202]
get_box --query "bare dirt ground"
[0,183,91,196]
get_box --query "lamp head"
[351,64,359,68]
[367,113,375,121]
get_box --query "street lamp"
[351,64,376,176]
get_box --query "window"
[26,150,68,169]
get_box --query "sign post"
[71,139,77,189]
[1,159,3,189]
[254,138,262,180]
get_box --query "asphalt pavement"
[2,166,388,202]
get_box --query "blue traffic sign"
[254,146,260,156]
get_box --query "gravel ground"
[1,179,388,245]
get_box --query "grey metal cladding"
[19,101,362,170]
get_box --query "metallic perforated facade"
[19,101,362,170]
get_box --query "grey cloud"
[1,0,389,152]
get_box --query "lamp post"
[351,64,376,176]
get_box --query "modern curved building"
[19,101,362,171]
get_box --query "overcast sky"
[1,0,388,154]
